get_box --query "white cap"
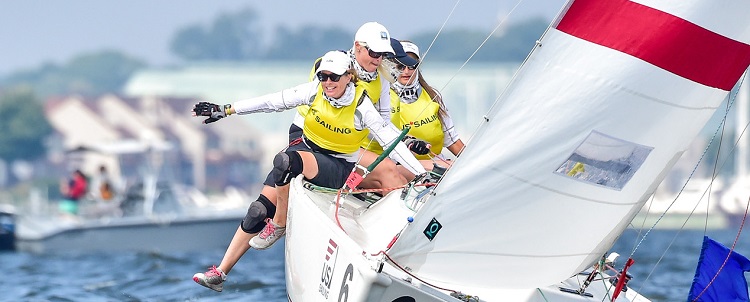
[315,51,352,75]
[400,41,420,58]
[354,22,394,54]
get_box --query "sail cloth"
[687,236,750,302]
[388,0,750,291]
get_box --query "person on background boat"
[93,165,115,201]
[193,50,424,291]
[382,40,465,179]
[59,169,88,215]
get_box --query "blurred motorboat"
[0,204,15,251]
[15,181,248,253]
[16,139,250,253]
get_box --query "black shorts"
[262,124,304,186]
[263,125,354,189]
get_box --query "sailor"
[379,40,465,180]
[191,21,404,292]
[191,44,426,292]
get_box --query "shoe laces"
[259,218,276,239]
[206,265,223,278]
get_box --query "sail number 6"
[338,264,354,302]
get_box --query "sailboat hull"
[285,177,650,301]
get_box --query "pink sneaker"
[249,218,286,250]
[193,265,226,292]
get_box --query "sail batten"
[388,0,750,290]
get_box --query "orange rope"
[429,151,452,167]
[333,189,347,233]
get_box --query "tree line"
[0,7,548,169]
[1,8,548,98]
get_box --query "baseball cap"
[354,22,394,54]
[315,51,352,75]
[388,38,418,67]
[400,41,420,59]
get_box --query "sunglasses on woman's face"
[364,46,386,59]
[396,63,418,71]
[317,72,344,82]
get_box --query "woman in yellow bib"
[368,40,465,180]
[191,22,404,292]
[292,23,415,191]
[194,51,426,251]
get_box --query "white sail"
[388,0,750,290]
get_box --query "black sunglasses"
[364,46,386,59]
[396,63,418,71]
[317,72,344,82]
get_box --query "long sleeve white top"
[232,81,427,176]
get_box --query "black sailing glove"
[404,138,431,155]
[193,102,231,124]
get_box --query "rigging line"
[382,252,459,294]
[389,0,483,157]
[631,76,748,294]
[630,193,656,253]
[458,3,561,149]
[534,288,550,302]
[596,275,614,302]
[691,197,750,302]
[703,104,729,235]
[404,0,530,133]
[417,0,460,64]
[628,74,745,258]
[389,0,461,113]
[635,103,748,296]
[437,0,526,93]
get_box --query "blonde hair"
[400,40,449,122]
[346,68,359,84]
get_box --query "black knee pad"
[240,194,276,233]
[273,150,303,186]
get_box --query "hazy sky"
[0,0,565,76]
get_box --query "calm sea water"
[1,228,749,302]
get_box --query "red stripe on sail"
[556,0,750,91]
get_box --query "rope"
[332,189,346,232]
[629,75,744,257]
[690,198,750,302]
[631,75,749,296]
[382,252,459,294]
[535,288,550,302]
[436,0,526,93]
[305,182,435,194]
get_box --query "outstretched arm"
[232,81,318,114]
[192,81,319,124]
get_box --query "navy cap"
[387,38,418,67]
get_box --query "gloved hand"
[404,138,431,155]
[193,102,231,124]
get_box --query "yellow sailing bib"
[364,90,443,159]
[303,85,368,154]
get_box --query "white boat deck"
[297,182,425,254]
